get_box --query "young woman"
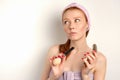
[41,3,106,80]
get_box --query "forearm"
[48,73,59,80]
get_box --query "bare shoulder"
[95,51,107,69]
[47,44,60,58]
[41,45,59,80]
[97,51,107,63]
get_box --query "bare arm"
[40,45,59,80]
[94,52,107,80]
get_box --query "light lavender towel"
[50,71,93,80]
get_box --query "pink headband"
[63,3,91,30]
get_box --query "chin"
[69,35,84,41]
[69,37,79,41]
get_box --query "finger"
[82,57,87,67]
[54,56,57,59]
[92,50,97,57]
[50,56,55,61]
[86,55,93,64]
[85,52,95,63]
[58,54,62,58]
[50,57,53,61]
[51,56,56,60]
[58,53,64,57]
[61,54,66,63]
[89,52,96,60]
[83,57,90,67]
[59,54,66,66]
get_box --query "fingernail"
[84,54,87,56]
[93,50,96,53]
[58,55,61,58]
[62,55,65,58]
[87,52,89,55]
[50,57,53,60]
[82,58,84,60]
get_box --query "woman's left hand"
[81,50,97,76]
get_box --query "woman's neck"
[70,38,90,52]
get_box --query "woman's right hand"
[49,53,66,79]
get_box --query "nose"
[69,22,75,30]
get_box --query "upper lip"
[69,32,77,35]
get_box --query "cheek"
[64,27,69,33]
[78,25,86,33]
[81,26,86,31]
[78,20,88,32]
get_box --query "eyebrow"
[62,18,69,21]
[63,16,81,21]
[73,16,82,19]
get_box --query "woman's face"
[62,8,88,41]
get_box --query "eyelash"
[64,21,69,25]
[75,19,80,22]
[63,19,80,25]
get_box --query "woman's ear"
[85,24,89,31]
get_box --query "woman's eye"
[75,19,80,23]
[64,21,69,25]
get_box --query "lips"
[69,32,77,36]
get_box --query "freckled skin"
[62,9,88,41]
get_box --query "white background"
[0,0,120,80]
